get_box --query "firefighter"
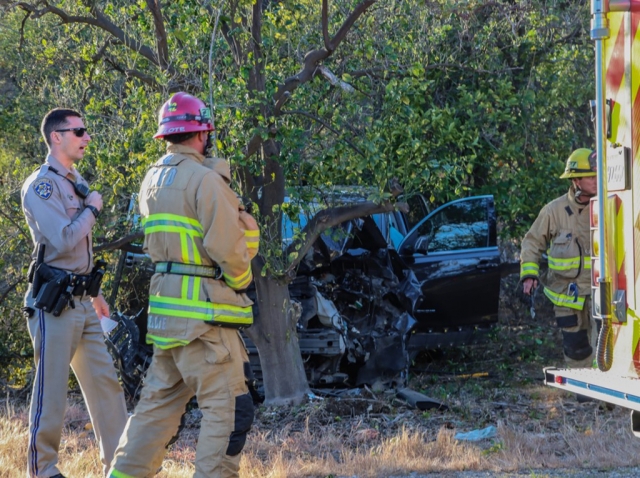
[520,148,598,369]
[108,92,259,478]
[21,108,128,477]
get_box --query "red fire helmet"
[153,92,214,139]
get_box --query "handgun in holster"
[86,259,107,297]
[33,263,72,316]
[52,275,77,317]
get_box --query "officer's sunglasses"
[55,127,88,137]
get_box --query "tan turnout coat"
[520,186,591,310]
[139,144,259,348]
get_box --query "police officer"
[109,92,259,478]
[21,108,128,477]
[520,148,598,369]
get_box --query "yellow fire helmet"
[559,148,597,179]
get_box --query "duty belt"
[71,274,93,296]
[155,261,223,280]
[29,266,92,297]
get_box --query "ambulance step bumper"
[544,366,640,412]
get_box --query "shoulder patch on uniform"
[33,178,53,200]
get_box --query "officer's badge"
[33,178,53,200]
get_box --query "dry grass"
[0,401,196,478]
[2,387,640,478]
[241,426,489,477]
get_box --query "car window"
[282,211,309,245]
[372,213,387,239]
[373,211,400,246]
[404,194,430,230]
[381,212,404,249]
[282,198,319,245]
[412,197,493,253]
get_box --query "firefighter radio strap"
[29,243,107,317]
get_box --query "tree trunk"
[245,267,310,405]
[239,137,310,404]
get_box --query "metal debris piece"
[396,388,448,411]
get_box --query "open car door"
[398,195,500,331]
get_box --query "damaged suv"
[105,193,500,397]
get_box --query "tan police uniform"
[520,185,598,368]
[109,144,258,478]
[21,154,128,477]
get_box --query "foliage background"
[0,0,594,385]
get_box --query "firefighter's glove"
[516,278,538,306]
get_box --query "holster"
[85,259,106,297]
[31,259,106,315]
[33,264,70,315]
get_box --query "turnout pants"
[26,296,128,477]
[109,327,253,478]
[554,296,598,368]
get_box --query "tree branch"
[79,38,121,103]
[272,0,375,115]
[329,0,375,49]
[0,277,24,308]
[350,63,524,80]
[242,133,265,160]
[317,65,354,92]
[105,57,160,89]
[240,0,377,160]
[18,9,31,50]
[220,21,242,65]
[145,0,169,70]
[424,62,524,74]
[91,38,118,63]
[280,109,364,157]
[208,0,243,65]
[94,231,144,253]
[322,0,331,51]
[12,1,169,73]
[0,208,29,243]
[249,0,265,94]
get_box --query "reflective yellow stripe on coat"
[109,469,136,478]
[520,262,539,278]
[145,334,190,349]
[143,213,253,331]
[149,296,253,324]
[223,266,253,290]
[547,255,591,272]
[245,229,259,257]
[543,288,586,310]
[142,213,204,264]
